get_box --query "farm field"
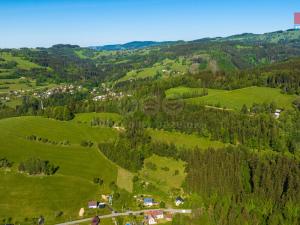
[149,129,226,149]
[185,86,297,110]
[0,116,120,224]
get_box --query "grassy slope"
[0,52,41,70]
[186,86,297,110]
[0,116,119,223]
[117,167,134,193]
[149,129,226,149]
[140,155,186,193]
[73,113,226,150]
[118,58,188,82]
[165,86,226,100]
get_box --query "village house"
[98,202,106,208]
[175,197,184,206]
[147,215,157,225]
[165,213,173,221]
[145,210,164,224]
[88,201,98,209]
[144,198,154,207]
[274,109,282,119]
[147,210,164,219]
[93,95,107,101]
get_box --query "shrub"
[160,201,166,208]
[93,177,104,185]
[0,158,13,168]
[145,162,157,171]
[80,140,93,147]
[161,166,170,171]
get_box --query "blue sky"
[0,0,298,48]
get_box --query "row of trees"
[18,158,59,175]
[44,106,74,121]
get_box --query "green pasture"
[0,116,119,224]
[186,86,297,110]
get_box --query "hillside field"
[149,129,226,149]
[139,155,186,194]
[0,116,120,224]
[185,86,297,110]
[118,58,189,82]
[165,86,226,100]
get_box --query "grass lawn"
[0,116,119,224]
[186,86,297,110]
[149,129,226,149]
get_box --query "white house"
[147,215,157,225]
[274,109,282,119]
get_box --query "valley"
[0,28,300,225]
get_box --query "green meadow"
[139,155,186,194]
[0,116,119,224]
[165,86,226,100]
[0,52,42,70]
[0,113,228,223]
[185,86,297,110]
[149,129,226,149]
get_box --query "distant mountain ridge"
[89,29,300,51]
[89,40,183,51]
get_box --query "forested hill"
[220,29,300,44]
[0,29,299,86]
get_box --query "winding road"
[56,208,192,225]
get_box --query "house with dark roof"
[175,197,184,206]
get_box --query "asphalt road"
[55,208,192,225]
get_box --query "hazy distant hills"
[90,29,300,51]
[89,40,183,51]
